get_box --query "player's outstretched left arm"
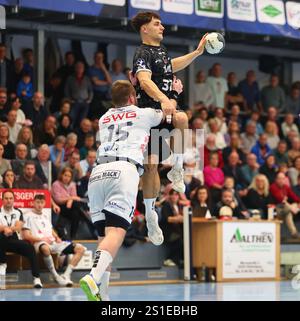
[171,33,208,73]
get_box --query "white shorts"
[88,161,139,227]
[34,241,72,255]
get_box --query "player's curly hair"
[131,11,161,32]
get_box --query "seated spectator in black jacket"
[0,123,15,160]
[182,162,202,200]
[0,88,10,122]
[213,189,245,219]
[75,118,93,149]
[222,151,245,190]
[222,133,246,166]
[259,154,277,184]
[0,44,14,93]
[245,174,273,219]
[11,143,28,177]
[191,186,212,218]
[57,114,73,137]
[15,161,44,189]
[160,189,184,267]
[23,91,49,127]
[33,115,57,147]
[34,144,57,188]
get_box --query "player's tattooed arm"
[171,33,208,73]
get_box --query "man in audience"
[0,43,14,92]
[23,91,49,127]
[63,151,83,182]
[33,115,57,147]
[261,74,285,113]
[226,72,245,111]
[110,59,127,83]
[193,70,214,109]
[223,151,245,189]
[0,88,9,121]
[75,118,93,149]
[251,133,272,166]
[241,153,260,187]
[56,51,76,88]
[79,149,97,176]
[11,143,29,177]
[273,140,289,165]
[285,86,300,115]
[6,110,22,144]
[240,121,258,154]
[270,172,300,239]
[15,161,44,189]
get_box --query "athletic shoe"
[54,274,69,286]
[33,277,43,289]
[0,264,6,276]
[62,275,73,287]
[146,210,164,246]
[163,259,177,267]
[80,275,101,301]
[167,167,186,193]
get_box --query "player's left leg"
[168,111,189,193]
[97,236,111,301]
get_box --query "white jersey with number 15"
[97,105,163,166]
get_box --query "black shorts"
[61,243,76,255]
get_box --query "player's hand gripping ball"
[205,32,225,55]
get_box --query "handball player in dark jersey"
[131,12,207,246]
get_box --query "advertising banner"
[222,222,276,279]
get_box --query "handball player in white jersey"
[80,80,165,301]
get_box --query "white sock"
[90,250,113,284]
[173,153,183,169]
[144,198,156,220]
[64,264,74,278]
[43,256,59,278]
[99,271,110,301]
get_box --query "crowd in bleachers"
[1,42,300,268]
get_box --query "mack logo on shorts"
[108,201,126,211]
[89,170,121,184]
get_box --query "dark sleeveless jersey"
[132,44,173,109]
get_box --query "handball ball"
[205,32,225,55]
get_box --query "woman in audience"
[80,133,96,160]
[245,174,272,219]
[259,154,277,184]
[281,113,299,138]
[64,133,79,162]
[16,126,37,159]
[207,118,226,149]
[0,123,15,159]
[191,186,212,218]
[0,169,17,188]
[49,135,66,170]
[0,143,11,178]
[265,121,280,150]
[57,114,73,137]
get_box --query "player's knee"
[75,244,85,256]
[144,155,159,173]
[40,244,50,256]
[144,163,158,174]
[174,112,188,127]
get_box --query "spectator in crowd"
[11,143,28,177]
[213,188,244,219]
[288,156,300,187]
[214,108,228,134]
[264,106,279,126]
[10,97,29,126]
[193,70,214,109]
[264,121,280,150]
[17,72,33,101]
[222,151,245,189]
[241,153,260,187]
[223,133,246,166]
[251,133,272,166]
[293,174,300,197]
[56,51,75,89]
[225,72,245,111]
[191,186,212,218]
[0,88,9,121]
[203,134,224,168]
[226,120,240,138]
[35,144,57,188]
[15,161,44,189]
[223,176,249,218]
[160,189,184,267]
[285,86,300,115]
[206,63,228,110]
[45,72,64,114]
[270,172,300,239]
[6,110,22,144]
[0,43,14,92]
[0,123,15,159]
[273,140,289,165]
[49,136,66,170]
[0,169,16,188]
[63,151,83,182]
[75,118,93,149]
[207,118,226,149]
[23,91,49,127]
[288,137,300,167]
[53,98,72,120]
[259,154,277,184]
[33,115,57,147]
[286,130,299,149]
[238,70,261,111]
[240,120,258,154]
[88,51,112,119]
[245,174,272,219]
[64,133,78,162]
[249,111,264,135]
[183,162,202,200]
[22,194,86,286]
[51,167,86,239]
[12,58,24,92]
[278,163,291,187]
[0,143,11,177]
[110,59,127,83]
[16,126,37,159]
[79,133,96,160]
[281,113,299,138]
[79,149,96,177]
[261,74,285,113]
[57,114,73,137]
[227,104,243,128]
[0,190,42,288]
[65,61,93,127]
[22,48,34,79]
